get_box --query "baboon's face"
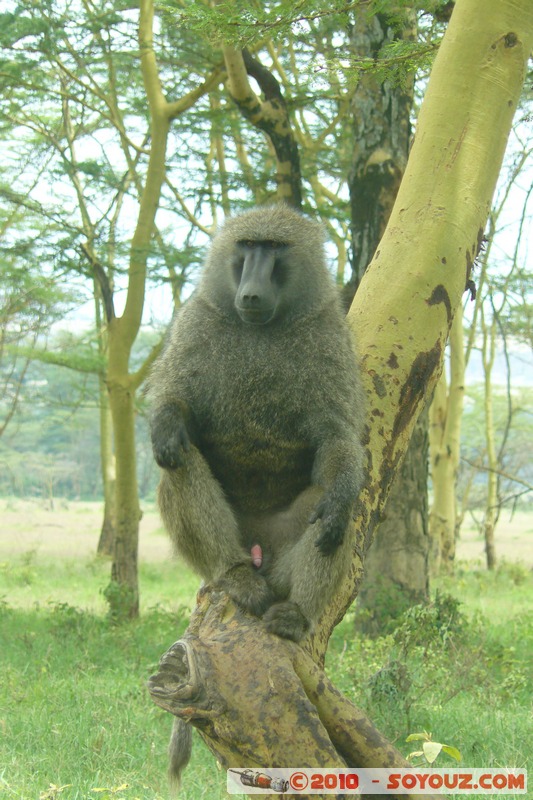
[232,239,289,325]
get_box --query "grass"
[0,596,231,800]
[1,511,532,800]
[329,585,532,765]
[0,553,200,617]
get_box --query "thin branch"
[460,457,533,492]
[167,68,224,120]
[164,180,213,236]
[80,243,116,322]
[131,339,164,391]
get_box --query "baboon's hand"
[215,563,275,617]
[309,492,351,555]
[151,403,190,470]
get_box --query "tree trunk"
[344,8,415,303]
[104,1,221,618]
[149,0,533,775]
[97,376,116,557]
[105,98,170,617]
[106,368,141,617]
[428,308,465,575]
[105,0,172,619]
[149,588,433,800]
[481,310,498,569]
[346,7,430,629]
[357,409,430,634]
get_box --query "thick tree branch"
[149,587,433,800]
[222,45,302,207]
[241,47,284,102]
[119,2,221,354]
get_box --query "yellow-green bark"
[105,0,169,617]
[429,308,465,575]
[480,308,498,569]
[347,7,429,627]
[221,44,302,207]
[96,376,116,557]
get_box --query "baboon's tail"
[168,717,192,794]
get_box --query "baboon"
[148,204,366,783]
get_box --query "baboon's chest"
[201,431,314,511]
[186,328,317,508]
[195,390,314,511]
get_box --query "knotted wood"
[148,585,434,800]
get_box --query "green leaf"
[9,345,104,373]
[406,732,429,742]
[442,745,462,762]
[423,741,443,763]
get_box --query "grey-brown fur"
[167,716,192,793]
[148,204,366,784]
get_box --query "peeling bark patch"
[476,227,485,256]
[464,227,484,296]
[364,448,373,482]
[371,371,387,398]
[427,284,452,325]
[362,505,388,557]
[377,452,401,508]
[441,256,447,265]
[465,279,477,301]
[393,345,441,442]
[387,352,399,369]
[466,248,473,285]
[504,32,518,47]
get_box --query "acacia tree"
[0,236,72,438]
[0,0,225,615]
[105,0,222,617]
[149,0,533,786]
[346,5,432,630]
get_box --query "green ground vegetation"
[1,532,531,800]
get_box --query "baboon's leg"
[158,446,274,614]
[263,486,352,641]
[287,522,352,619]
